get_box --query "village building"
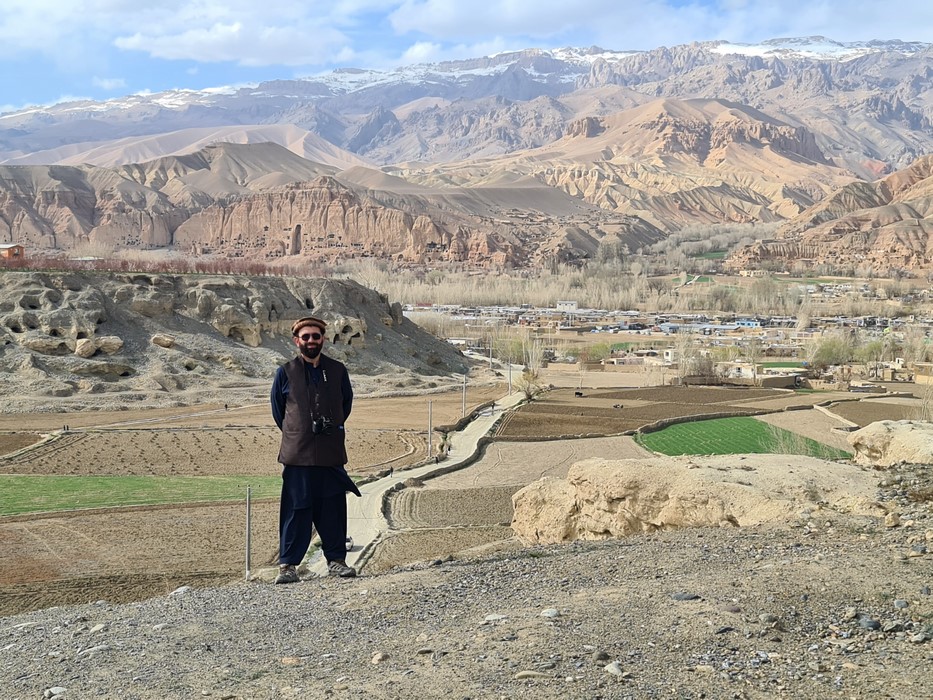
[0,244,24,260]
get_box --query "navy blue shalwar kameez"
[271,362,359,565]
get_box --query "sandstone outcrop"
[848,420,933,468]
[727,154,933,273]
[173,176,508,267]
[0,102,855,272]
[0,271,469,411]
[398,97,851,242]
[0,144,520,270]
[511,455,882,544]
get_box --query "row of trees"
[0,251,330,278]
[5,242,930,321]
[347,259,925,319]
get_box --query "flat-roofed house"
[0,244,24,259]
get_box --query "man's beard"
[299,344,322,360]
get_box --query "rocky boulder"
[97,336,124,354]
[848,420,933,468]
[511,455,883,545]
[73,335,125,358]
[74,338,97,358]
[151,333,176,349]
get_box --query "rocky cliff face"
[0,271,469,411]
[3,105,847,271]
[726,154,933,273]
[0,144,530,269]
[9,91,933,273]
[0,165,182,250]
[580,42,933,177]
[172,176,514,267]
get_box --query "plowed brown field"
[0,386,503,616]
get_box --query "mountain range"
[1,37,932,272]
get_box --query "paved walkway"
[308,389,525,576]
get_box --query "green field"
[762,361,805,369]
[691,251,727,260]
[635,416,852,460]
[0,475,284,517]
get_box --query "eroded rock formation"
[511,456,882,544]
[848,420,933,468]
[727,154,933,273]
[0,271,468,410]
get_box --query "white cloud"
[115,21,350,66]
[1,1,933,74]
[399,41,443,64]
[398,37,515,65]
[92,76,127,91]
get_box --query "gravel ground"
[2,522,930,699]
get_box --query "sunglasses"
[298,332,323,341]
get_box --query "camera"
[311,417,334,435]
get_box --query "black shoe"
[274,564,300,584]
[327,560,356,578]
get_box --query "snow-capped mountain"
[2,37,933,275]
[708,36,929,60]
[0,36,930,176]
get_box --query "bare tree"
[743,336,763,385]
[517,336,546,400]
[673,327,698,385]
[902,325,932,366]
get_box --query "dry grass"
[766,422,811,455]
[908,486,933,504]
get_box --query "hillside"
[0,99,857,269]
[727,154,933,273]
[0,271,469,412]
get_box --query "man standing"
[271,316,360,583]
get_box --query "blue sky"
[1,0,931,113]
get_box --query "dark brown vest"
[277,354,349,466]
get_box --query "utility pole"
[244,486,252,581]
[427,400,433,459]
[508,361,512,394]
[462,374,467,418]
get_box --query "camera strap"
[304,362,327,418]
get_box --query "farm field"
[0,385,504,616]
[635,416,852,459]
[825,395,925,426]
[495,385,851,438]
[1,377,921,616]
[369,386,912,575]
